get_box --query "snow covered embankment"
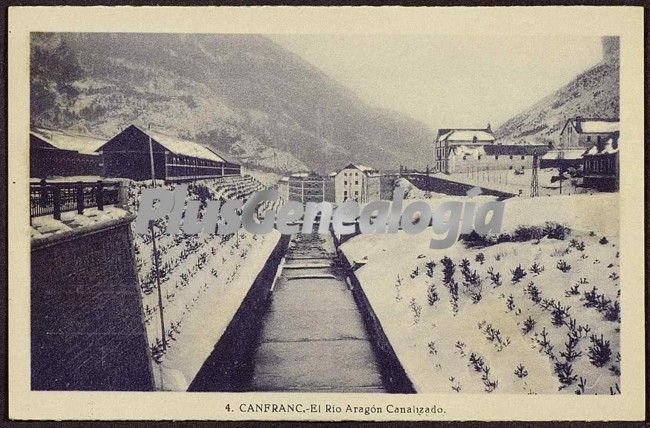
[341,193,620,394]
[127,177,280,391]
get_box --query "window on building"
[509,165,513,170]
[478,155,482,160]
[355,190,359,195]
[521,156,525,160]
[509,155,513,160]
[355,180,359,185]
[344,190,348,196]
[495,155,499,160]
[344,180,347,185]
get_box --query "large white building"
[331,164,381,203]
[434,125,496,173]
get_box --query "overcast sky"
[271,35,603,132]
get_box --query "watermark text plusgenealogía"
[135,186,504,249]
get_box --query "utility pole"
[148,123,167,352]
[530,152,539,197]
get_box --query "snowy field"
[126,175,281,390]
[447,168,589,197]
[341,193,620,394]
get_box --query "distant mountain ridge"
[30,33,436,173]
[495,38,619,145]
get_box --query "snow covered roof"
[137,126,226,162]
[436,128,495,143]
[583,135,619,156]
[562,117,619,135]
[31,128,105,154]
[334,163,378,175]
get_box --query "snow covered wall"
[31,215,154,391]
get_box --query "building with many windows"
[434,125,496,173]
[331,164,381,203]
[30,128,104,178]
[559,117,619,149]
[582,132,619,192]
[97,125,240,182]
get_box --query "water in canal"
[244,232,387,392]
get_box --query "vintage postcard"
[7,5,645,421]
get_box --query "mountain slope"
[30,33,436,173]
[495,59,619,145]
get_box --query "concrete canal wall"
[336,244,416,394]
[188,234,291,391]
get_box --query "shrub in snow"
[555,360,578,387]
[575,377,587,394]
[570,239,586,251]
[513,225,545,242]
[510,264,527,283]
[487,267,502,287]
[565,283,580,297]
[481,365,498,393]
[425,261,436,278]
[448,279,460,314]
[409,298,422,324]
[410,266,419,279]
[469,352,485,372]
[506,295,515,311]
[550,301,571,327]
[609,352,621,376]
[609,271,619,281]
[514,364,528,378]
[582,286,600,308]
[522,316,536,334]
[560,331,582,362]
[544,222,571,240]
[394,275,403,301]
[475,252,485,264]
[604,300,620,322]
[588,334,612,367]
[427,282,440,306]
[455,341,466,356]
[599,236,609,245]
[459,258,471,276]
[427,341,437,355]
[441,256,456,284]
[556,260,572,273]
[449,377,462,393]
[524,282,542,304]
[610,383,621,395]
[529,262,545,276]
[536,327,554,357]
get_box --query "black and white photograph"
[8,5,645,422]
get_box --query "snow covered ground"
[448,168,589,197]
[126,175,282,390]
[341,193,620,394]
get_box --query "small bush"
[475,252,485,264]
[487,267,502,287]
[525,282,542,304]
[511,264,527,283]
[599,236,609,245]
[530,262,545,275]
[588,334,612,367]
[522,316,536,334]
[556,259,572,273]
[514,364,528,378]
[506,294,515,311]
[427,282,440,306]
[425,261,436,278]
